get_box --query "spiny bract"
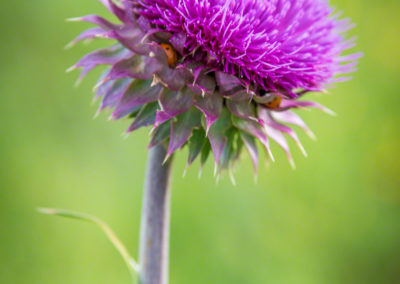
[68,0,360,175]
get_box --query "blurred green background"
[1,0,400,283]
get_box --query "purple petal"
[226,99,256,120]
[267,127,294,168]
[207,108,231,166]
[70,45,131,80]
[68,15,120,30]
[137,16,152,33]
[226,89,254,102]
[215,71,244,96]
[217,128,236,172]
[127,102,159,132]
[98,0,127,22]
[74,45,129,68]
[191,64,206,83]
[170,32,187,55]
[240,132,258,173]
[95,68,114,97]
[66,27,107,48]
[112,80,163,119]
[155,68,186,91]
[175,65,195,83]
[166,108,202,159]
[231,116,273,161]
[122,0,135,23]
[189,74,216,96]
[100,78,132,110]
[144,30,172,43]
[106,26,150,55]
[259,109,307,157]
[258,108,295,167]
[272,111,316,140]
[154,87,194,128]
[106,55,162,81]
[194,92,223,132]
[280,100,335,115]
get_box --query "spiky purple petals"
[136,0,361,97]
[68,0,359,175]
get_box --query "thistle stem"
[138,144,173,284]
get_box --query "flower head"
[68,0,360,175]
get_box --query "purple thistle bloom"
[137,0,359,97]
[68,0,360,175]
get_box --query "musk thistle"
[68,0,360,174]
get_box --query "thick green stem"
[138,144,173,284]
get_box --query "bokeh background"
[1,1,400,283]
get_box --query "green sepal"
[200,140,211,168]
[128,102,159,132]
[218,127,237,172]
[187,128,206,166]
[128,108,141,119]
[149,121,170,148]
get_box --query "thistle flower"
[68,0,360,174]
